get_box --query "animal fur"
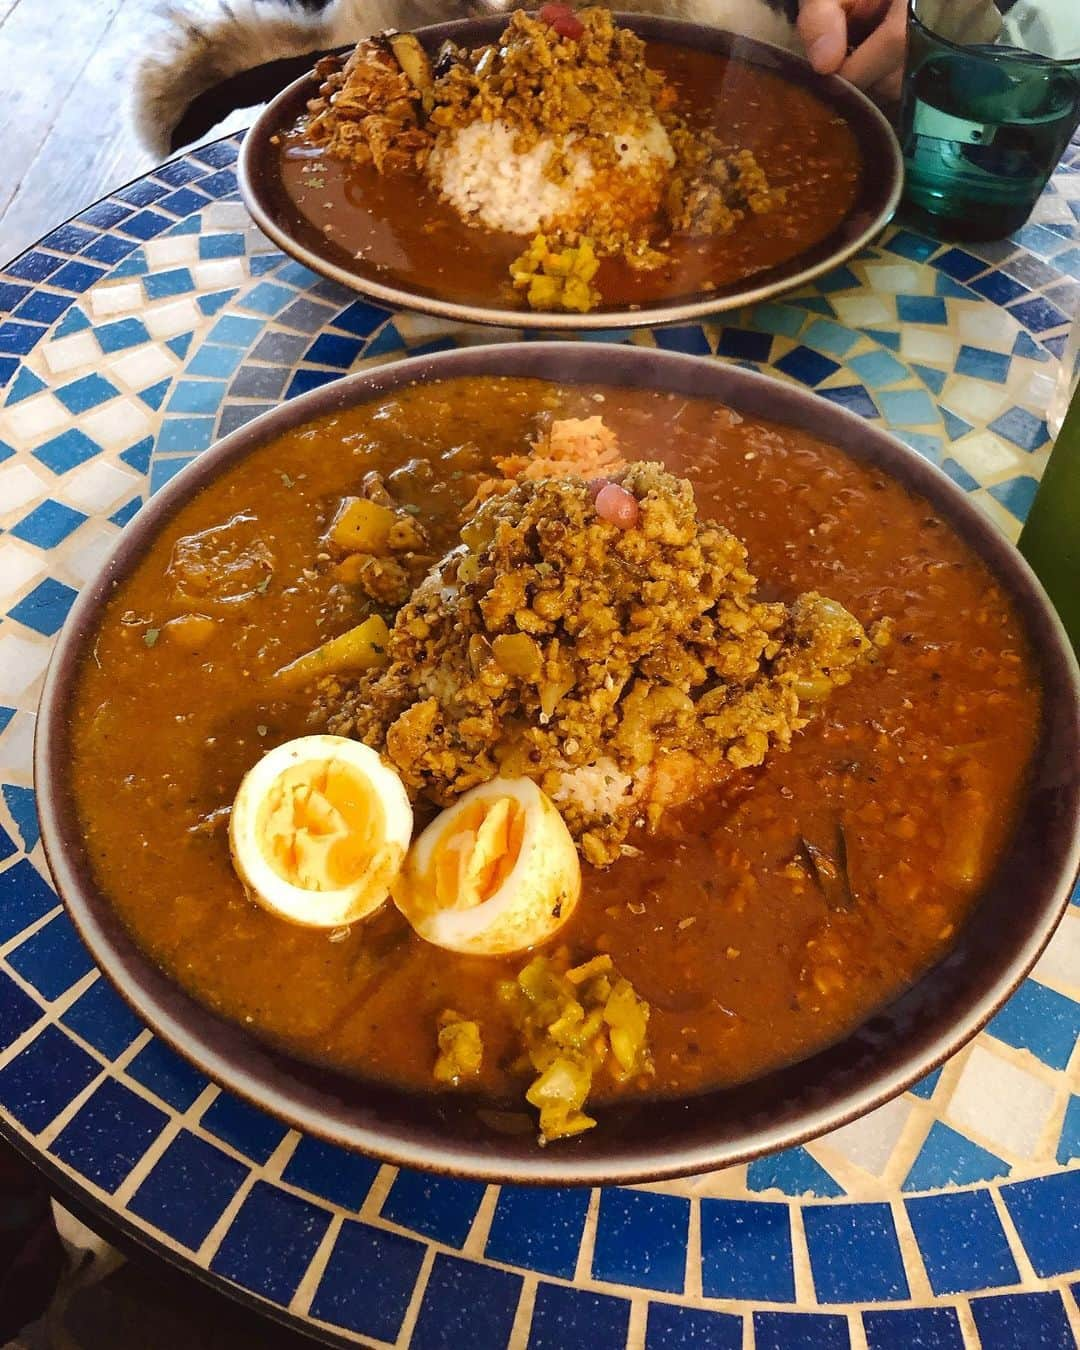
[134,1,800,156]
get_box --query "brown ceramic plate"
[237,14,903,330]
[35,343,1080,1185]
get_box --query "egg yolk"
[434,797,526,911]
[258,759,383,891]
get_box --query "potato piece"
[330,497,396,553]
[275,615,390,687]
[163,613,217,650]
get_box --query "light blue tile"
[878,389,938,425]
[802,319,861,358]
[752,304,805,337]
[849,350,909,388]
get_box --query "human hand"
[797,0,908,101]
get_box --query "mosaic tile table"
[1,134,1080,1350]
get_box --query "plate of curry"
[36,343,1080,1183]
[238,9,903,328]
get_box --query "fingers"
[797,0,849,74]
[839,0,908,90]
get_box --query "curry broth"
[275,43,862,309]
[70,377,1040,1103]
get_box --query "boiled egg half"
[229,735,412,928]
[392,777,581,956]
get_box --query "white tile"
[950,430,1024,479]
[1055,175,1080,200]
[833,295,894,327]
[192,257,247,290]
[0,393,69,443]
[816,1095,913,1176]
[0,633,51,700]
[1013,370,1057,412]
[61,460,140,513]
[144,298,202,339]
[864,262,927,294]
[0,463,49,518]
[0,539,45,597]
[79,399,152,450]
[900,329,955,364]
[1031,914,1080,992]
[40,330,100,375]
[109,346,176,391]
[942,376,1009,423]
[143,235,199,268]
[204,201,251,232]
[1030,196,1075,225]
[62,524,118,586]
[88,281,144,318]
[958,307,1019,351]
[947,1044,1056,1159]
[0,709,36,776]
[245,227,279,254]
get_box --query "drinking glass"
[898,0,1080,240]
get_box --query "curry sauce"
[70,378,1040,1105]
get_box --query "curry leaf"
[143,628,160,648]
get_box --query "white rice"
[549,757,643,822]
[426,116,674,237]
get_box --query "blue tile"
[128,1129,248,1248]
[381,1167,485,1248]
[528,1282,630,1350]
[935,274,977,298]
[804,1203,908,1302]
[192,141,239,168]
[752,303,804,336]
[120,436,153,473]
[209,1181,330,1304]
[331,298,389,336]
[364,322,404,357]
[903,1122,1009,1191]
[1055,244,1080,278]
[34,428,102,474]
[971,269,1032,305]
[107,252,148,277]
[1015,224,1072,257]
[54,373,118,414]
[1042,332,1068,359]
[989,475,1040,520]
[250,251,285,275]
[933,247,987,281]
[126,1037,208,1109]
[50,1078,167,1192]
[654,325,712,355]
[155,159,205,187]
[281,1135,379,1210]
[0,279,31,310]
[911,362,947,394]
[906,1190,1019,1294]
[0,357,16,387]
[82,236,139,264]
[11,499,87,548]
[168,214,203,235]
[1013,330,1051,361]
[165,379,227,415]
[817,385,878,419]
[217,403,272,436]
[158,187,210,217]
[797,297,837,316]
[309,1219,425,1341]
[207,314,262,346]
[896,295,948,324]
[1002,1171,1080,1277]
[700,1200,794,1302]
[879,389,938,425]
[196,289,237,316]
[955,344,1011,382]
[884,230,939,262]
[186,343,243,378]
[848,350,909,388]
[285,368,340,399]
[773,345,840,386]
[8,577,78,637]
[753,1311,850,1350]
[15,291,74,324]
[1057,1095,1080,1164]
[1010,296,1069,332]
[941,409,973,442]
[51,261,106,293]
[119,210,173,240]
[157,416,214,452]
[61,977,143,1059]
[716,327,773,361]
[138,379,171,411]
[0,321,46,355]
[0,859,57,943]
[276,260,322,288]
[863,1306,964,1350]
[199,1091,287,1163]
[197,169,238,198]
[0,1025,99,1132]
[278,297,336,333]
[305,332,364,368]
[0,969,41,1052]
[989,405,1050,452]
[0,784,35,853]
[8,911,94,1000]
[0,705,14,733]
[897,431,943,463]
[0,820,16,865]
[645,1302,742,1350]
[485,1184,589,1279]
[861,326,902,350]
[988,978,1080,1069]
[592,1189,689,1293]
[814,264,859,292]
[150,457,197,494]
[117,180,167,207]
[3,365,41,402]
[198,232,245,258]
[6,252,63,282]
[240,281,294,316]
[109,496,143,527]
[42,223,97,255]
[78,200,132,228]
[803,319,861,357]
[93,318,151,353]
[229,364,288,399]
[412,1253,521,1350]
[970,1292,1073,1350]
